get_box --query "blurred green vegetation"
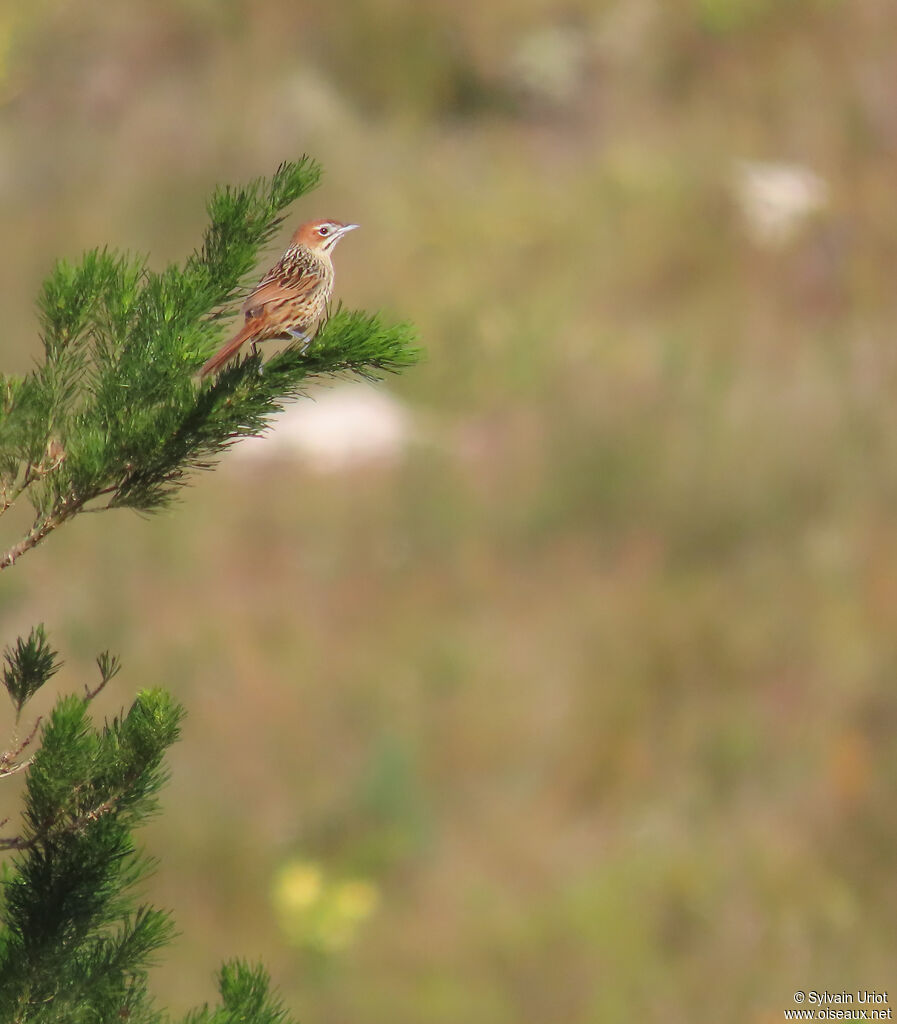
[2,0,897,1021]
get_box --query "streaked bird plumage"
[199,219,358,378]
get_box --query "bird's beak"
[339,224,360,236]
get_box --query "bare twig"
[0,716,43,779]
[83,681,108,702]
[0,497,83,571]
[0,832,31,851]
[0,782,133,853]
[0,757,34,779]
[0,515,55,570]
[84,652,121,702]
[0,438,66,519]
[0,467,32,518]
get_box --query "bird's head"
[292,219,359,253]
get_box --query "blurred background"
[2,1,897,1021]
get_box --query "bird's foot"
[288,329,311,354]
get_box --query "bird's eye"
[318,225,330,236]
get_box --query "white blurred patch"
[231,384,413,472]
[733,160,829,246]
[506,24,590,109]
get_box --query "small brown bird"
[199,218,359,378]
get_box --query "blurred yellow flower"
[270,859,381,955]
[332,879,380,922]
[272,860,323,912]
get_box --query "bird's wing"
[241,267,325,321]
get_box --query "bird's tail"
[199,321,258,378]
